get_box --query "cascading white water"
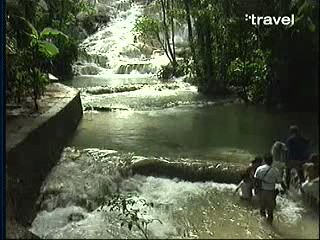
[30,148,319,239]
[75,0,170,76]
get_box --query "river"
[30,0,319,239]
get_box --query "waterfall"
[75,0,190,77]
[75,0,170,76]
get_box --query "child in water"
[234,171,253,200]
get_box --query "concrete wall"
[6,84,83,230]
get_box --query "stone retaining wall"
[6,84,83,237]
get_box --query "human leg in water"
[260,209,266,217]
[266,209,274,224]
[285,166,291,189]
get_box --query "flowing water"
[31,0,319,238]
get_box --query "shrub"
[227,49,270,103]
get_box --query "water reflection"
[71,104,318,161]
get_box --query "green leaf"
[40,28,68,41]
[38,41,59,58]
[307,17,316,32]
[16,16,38,39]
[297,0,308,16]
[28,23,39,39]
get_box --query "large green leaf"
[38,41,59,58]
[39,28,68,41]
[16,16,38,39]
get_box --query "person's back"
[254,154,286,224]
[285,125,310,187]
[255,164,282,191]
[286,134,309,161]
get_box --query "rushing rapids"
[31,0,319,238]
[30,148,319,239]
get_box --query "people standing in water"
[234,157,262,201]
[302,154,319,181]
[245,157,263,196]
[285,125,310,188]
[254,154,287,224]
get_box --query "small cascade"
[115,62,157,74]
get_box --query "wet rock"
[6,218,40,239]
[79,64,102,75]
[85,84,144,95]
[130,159,243,184]
[68,212,85,222]
[69,152,81,161]
[83,105,129,112]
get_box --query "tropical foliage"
[134,0,319,109]
[6,16,67,109]
[6,0,95,109]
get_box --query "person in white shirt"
[254,154,287,224]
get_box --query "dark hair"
[309,153,319,163]
[240,171,250,180]
[264,154,273,166]
[252,156,263,165]
[289,125,299,135]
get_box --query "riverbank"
[6,83,83,239]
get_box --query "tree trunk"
[203,18,215,93]
[160,0,177,67]
[155,31,173,64]
[183,0,200,77]
[195,13,215,94]
[32,68,39,111]
[170,0,176,61]
[239,32,249,102]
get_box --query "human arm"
[280,181,287,194]
[276,170,287,193]
[233,181,243,195]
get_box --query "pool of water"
[71,103,318,161]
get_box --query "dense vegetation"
[134,0,319,110]
[6,0,318,111]
[6,0,95,109]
